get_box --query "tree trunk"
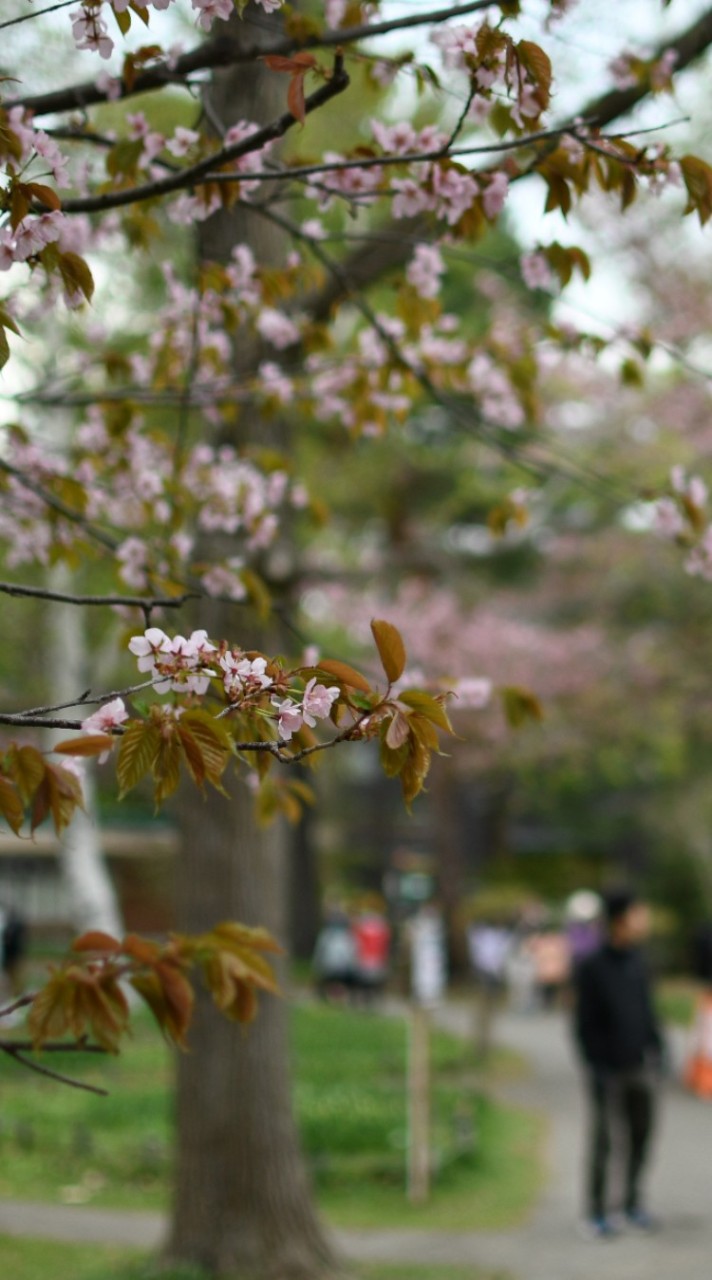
[166,9,340,1274]
[288,804,322,961]
[168,762,338,1278]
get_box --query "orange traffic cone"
[685,993,712,1098]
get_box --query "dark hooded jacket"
[575,943,663,1072]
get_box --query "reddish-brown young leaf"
[10,747,45,803]
[305,659,371,693]
[72,969,130,1052]
[53,734,115,757]
[0,775,24,836]
[71,931,122,954]
[122,933,162,965]
[371,618,407,684]
[153,960,195,1047]
[26,182,62,211]
[30,773,52,833]
[45,762,84,835]
[27,970,74,1046]
[262,52,317,126]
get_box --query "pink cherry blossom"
[257,308,300,349]
[301,678,340,726]
[452,678,492,710]
[220,653,273,699]
[481,173,509,220]
[520,251,556,292]
[70,6,113,58]
[166,127,200,158]
[271,695,304,741]
[128,627,171,672]
[406,244,445,299]
[82,697,129,734]
[191,0,234,31]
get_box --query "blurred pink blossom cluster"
[70,0,283,58]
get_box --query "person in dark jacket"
[574,887,664,1237]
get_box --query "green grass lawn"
[656,978,699,1028]
[0,1000,543,1231]
[0,1237,512,1280]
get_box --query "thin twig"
[0,992,37,1019]
[0,1039,108,1054]
[0,1045,109,1095]
[0,0,76,30]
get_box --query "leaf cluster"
[24,920,281,1054]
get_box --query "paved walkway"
[2,1006,712,1277]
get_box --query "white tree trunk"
[47,567,124,938]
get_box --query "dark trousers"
[586,1067,656,1219]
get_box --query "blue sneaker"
[580,1216,619,1240]
[625,1208,658,1231]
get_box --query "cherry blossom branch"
[261,204,629,502]
[202,122,592,190]
[0,458,120,553]
[8,677,164,722]
[304,5,712,321]
[47,54,351,217]
[205,114,690,195]
[12,1,497,117]
[0,581,198,610]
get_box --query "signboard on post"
[407,907,446,1203]
[410,906,446,1008]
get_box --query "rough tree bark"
[165,9,340,1277]
[168,715,337,1278]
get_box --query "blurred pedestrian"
[467,919,510,1058]
[574,887,664,1238]
[353,902,391,1003]
[0,903,27,999]
[566,891,602,972]
[312,905,357,1003]
[530,925,570,1009]
[467,921,510,993]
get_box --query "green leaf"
[398,690,454,734]
[57,251,95,303]
[501,685,544,729]
[117,720,160,798]
[680,154,712,225]
[153,736,182,806]
[113,4,131,33]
